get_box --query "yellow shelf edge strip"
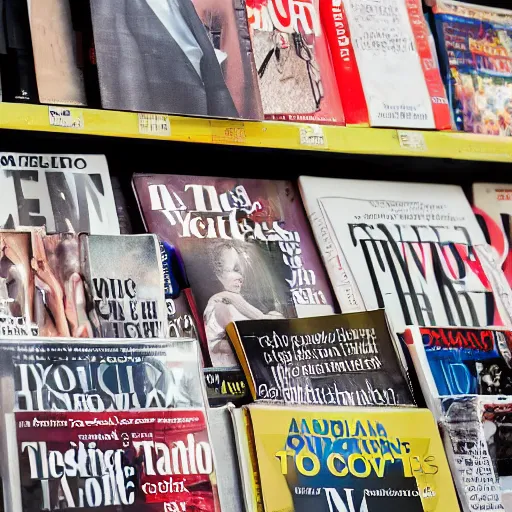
[1,102,512,163]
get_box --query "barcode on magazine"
[138,114,171,137]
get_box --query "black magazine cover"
[229,310,415,406]
[0,0,38,103]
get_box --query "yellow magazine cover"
[248,405,459,512]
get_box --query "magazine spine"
[148,233,169,338]
[226,322,256,400]
[78,233,99,337]
[243,408,265,512]
[320,0,368,126]
[431,11,464,131]
[4,413,22,512]
[405,0,451,130]
[403,327,443,419]
[298,184,364,313]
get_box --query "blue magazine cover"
[408,326,512,398]
[433,0,512,135]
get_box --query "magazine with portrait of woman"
[182,238,296,368]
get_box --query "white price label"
[48,107,84,129]
[138,114,171,137]
[299,125,326,148]
[397,130,427,151]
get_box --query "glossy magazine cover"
[433,0,512,136]
[0,338,205,413]
[441,396,512,511]
[80,234,167,339]
[322,0,444,128]
[474,183,512,290]
[0,153,119,234]
[228,310,415,406]
[299,176,512,332]
[247,404,459,512]
[90,0,262,119]
[133,174,335,369]
[246,0,344,123]
[0,230,38,337]
[33,232,90,338]
[406,326,512,400]
[321,0,451,128]
[8,409,219,512]
[0,338,217,512]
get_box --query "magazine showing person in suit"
[90,0,262,119]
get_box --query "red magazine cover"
[10,409,219,512]
[246,0,344,124]
[405,0,452,130]
[320,0,368,126]
[322,0,450,129]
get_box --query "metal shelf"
[2,102,512,163]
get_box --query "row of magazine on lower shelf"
[5,152,512,509]
[2,311,512,512]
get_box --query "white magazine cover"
[299,176,512,332]
[0,153,119,234]
[440,395,512,512]
[342,0,435,128]
[473,183,512,278]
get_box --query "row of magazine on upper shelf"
[0,151,512,510]
[3,0,512,135]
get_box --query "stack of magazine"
[222,309,459,511]
[0,338,219,512]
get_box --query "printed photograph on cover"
[230,310,415,406]
[0,339,205,412]
[248,405,459,512]
[185,238,294,367]
[0,153,119,234]
[9,409,218,512]
[0,230,38,337]
[299,177,506,332]
[482,403,512,493]
[133,174,335,368]
[434,1,512,135]
[441,396,506,511]
[33,232,92,338]
[90,0,262,119]
[80,235,167,339]
[247,0,343,123]
[418,327,512,397]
